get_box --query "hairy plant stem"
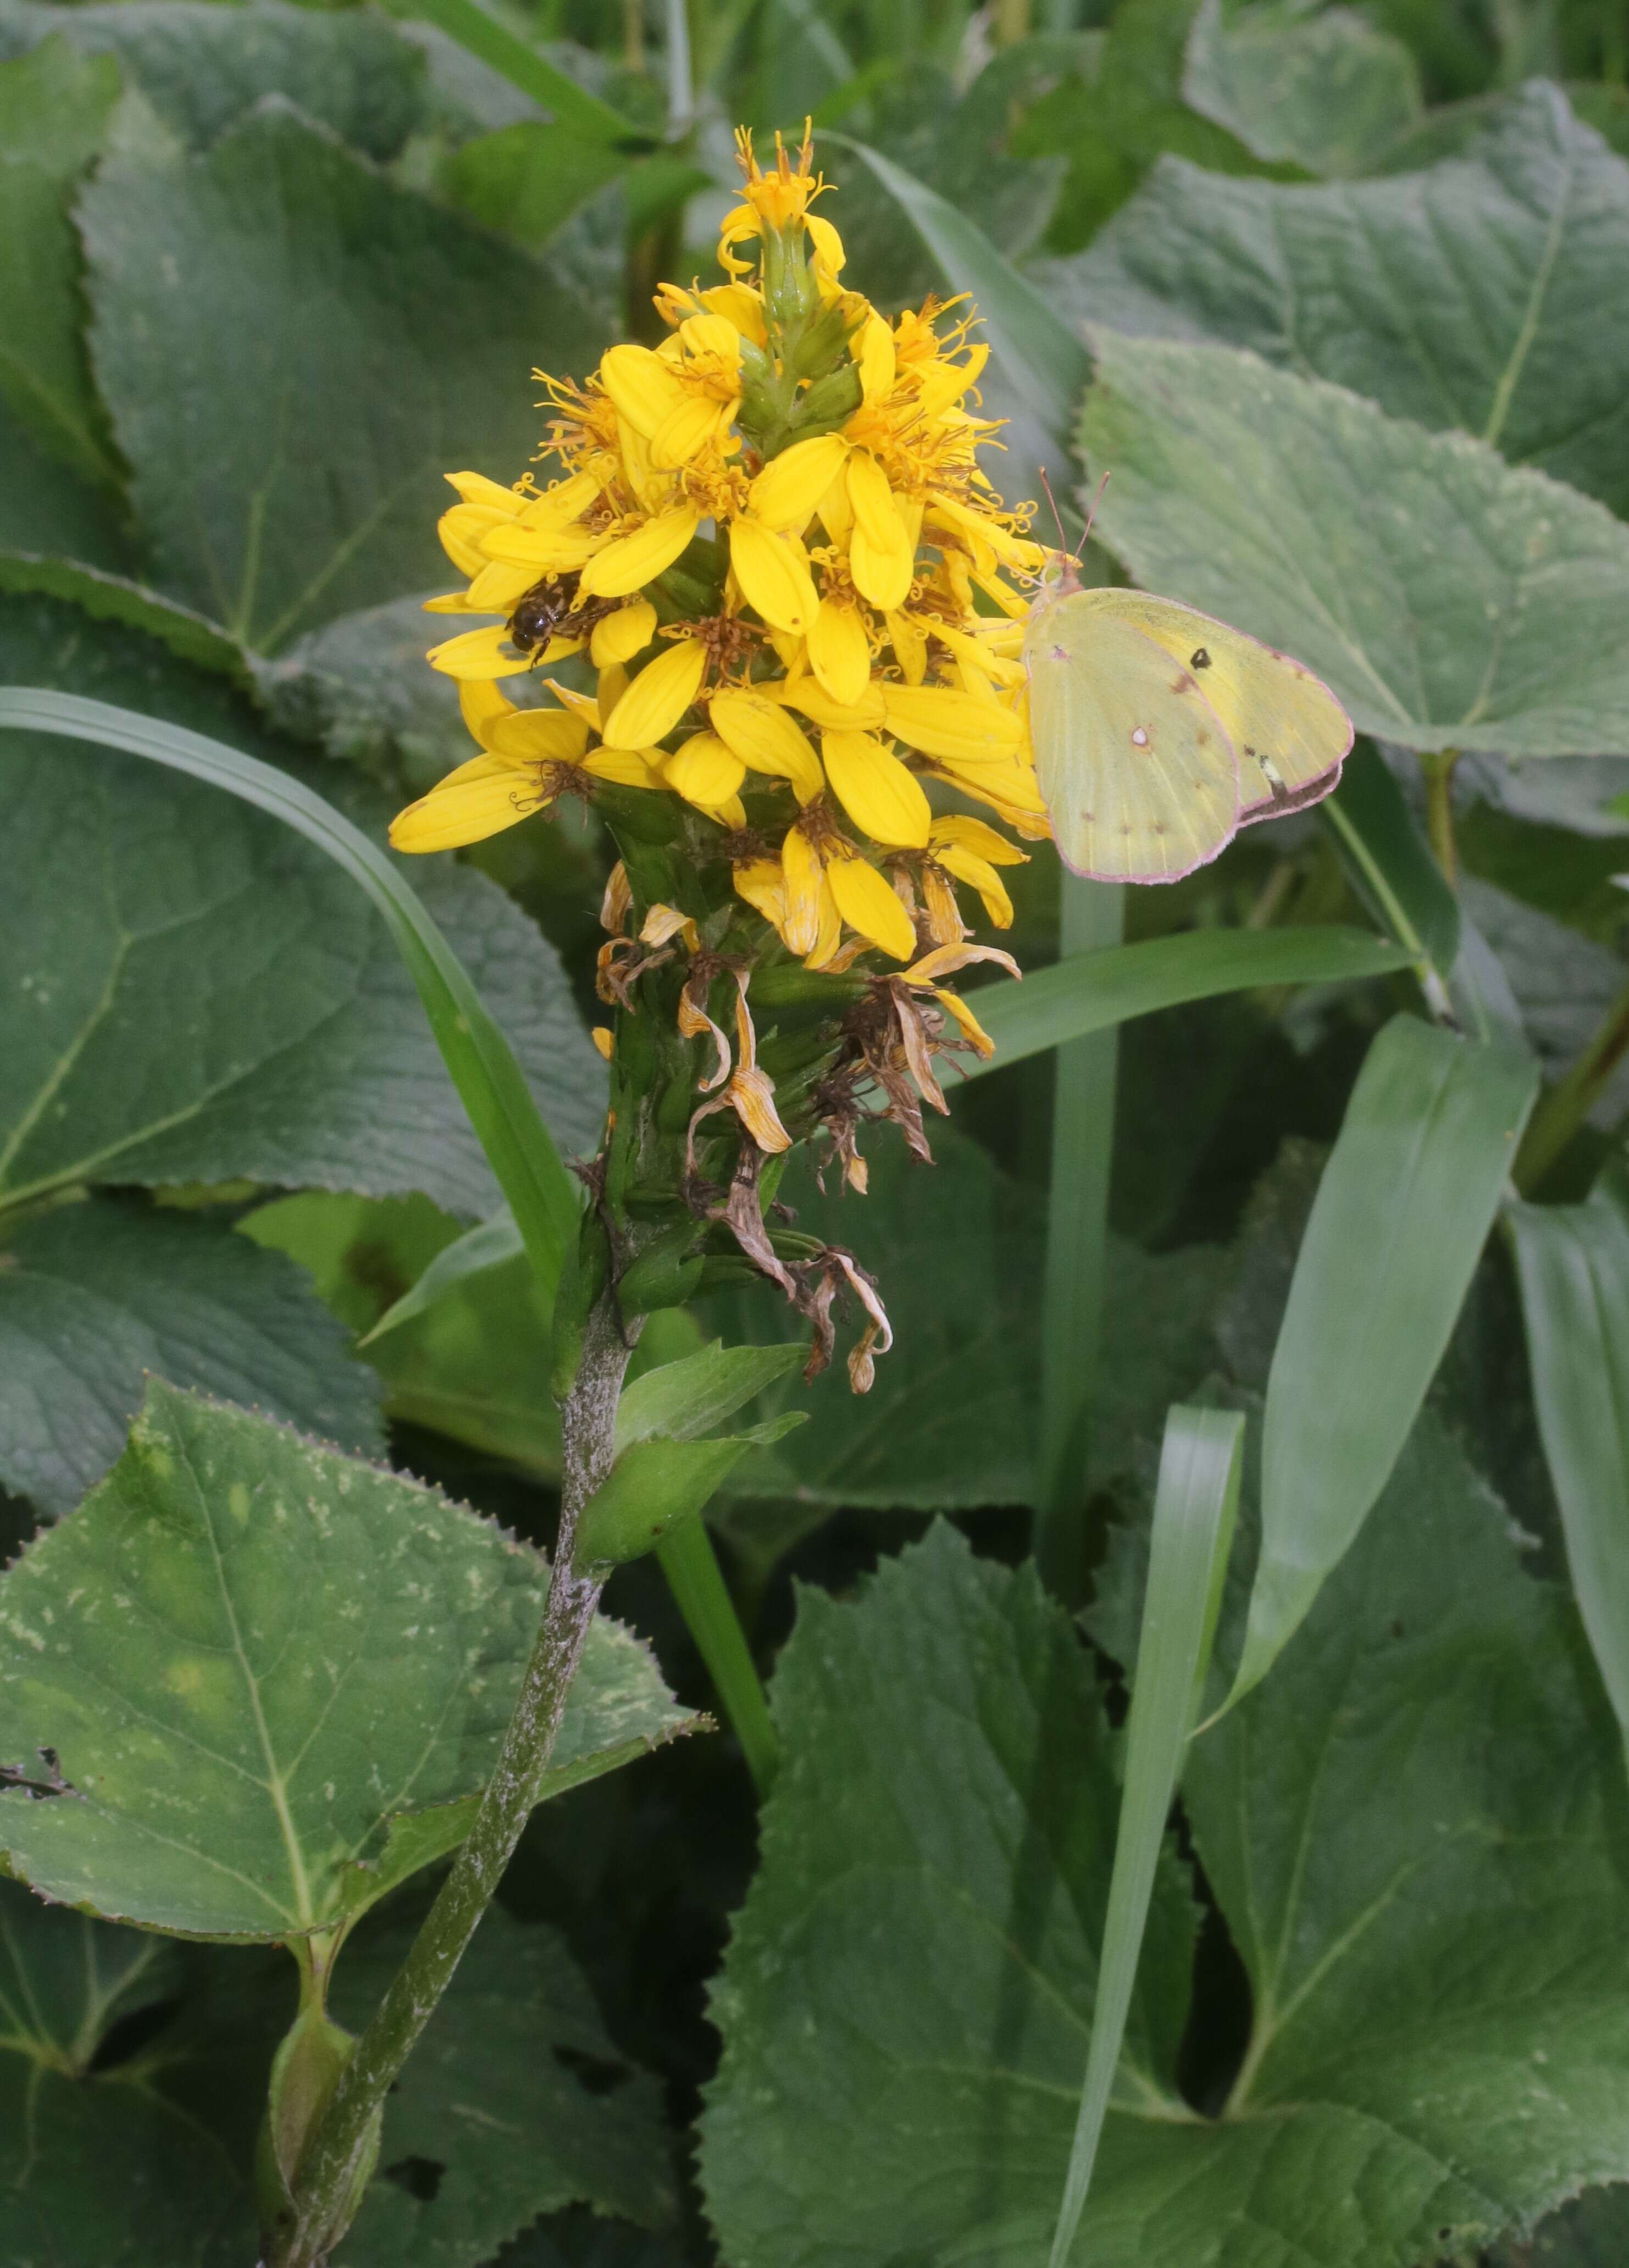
[265,1294,636,2268]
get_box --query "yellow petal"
[886,608,927,685]
[749,433,851,532]
[666,730,747,807]
[423,590,484,614]
[590,598,658,668]
[818,464,854,543]
[640,903,702,950]
[916,342,988,417]
[596,662,629,727]
[849,515,915,614]
[881,684,1024,762]
[774,672,886,731]
[710,687,824,802]
[582,746,666,786]
[464,557,543,613]
[542,676,602,727]
[389,753,542,852]
[733,857,789,936]
[730,518,819,635]
[821,729,932,849]
[780,825,824,955]
[806,212,845,280]
[438,502,513,576]
[487,706,591,762]
[679,311,743,364]
[845,448,902,550]
[578,506,701,598]
[825,851,916,961]
[934,842,1014,927]
[445,470,524,513]
[480,522,602,572]
[699,282,768,346]
[926,491,1045,570]
[517,469,602,526]
[904,942,1022,984]
[728,1066,793,1154]
[701,792,748,829]
[802,875,844,970]
[858,313,896,405]
[933,757,1051,830]
[591,1025,615,1060]
[929,813,1026,865]
[808,595,872,709]
[427,624,535,680]
[651,391,738,471]
[459,678,515,752]
[930,987,995,1057]
[601,636,707,749]
[599,342,685,439]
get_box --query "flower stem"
[1514,963,1629,1195]
[266,1297,635,2268]
[1420,747,1461,887]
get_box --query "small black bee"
[507,572,618,663]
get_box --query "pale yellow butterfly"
[1023,559,1353,884]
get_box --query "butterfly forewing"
[1024,590,1240,882]
[1106,592,1352,824]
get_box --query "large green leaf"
[79,102,612,650]
[1230,1015,1538,1701]
[0,1879,250,2267]
[0,1382,694,1938]
[1465,878,1629,1115]
[1492,2186,1629,2264]
[700,1522,1201,2261]
[1083,330,1629,756]
[1509,1185,1629,1751]
[0,0,428,158]
[703,1420,1629,2266]
[0,591,605,1216]
[0,1197,384,1516]
[1051,84,1629,516]
[1181,0,1422,176]
[0,36,120,487]
[334,1906,675,2268]
[0,394,129,569]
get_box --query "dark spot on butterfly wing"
[1190,646,1212,669]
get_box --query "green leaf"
[0,625,601,1249]
[362,1206,523,1346]
[1083,330,1629,757]
[1181,0,1422,175]
[829,127,1088,451]
[0,393,129,570]
[0,1197,384,1516]
[575,1418,807,1577]
[1320,742,1460,1009]
[1465,878,1629,1112]
[79,102,613,650]
[704,1418,1629,2266]
[613,1341,807,1452]
[961,923,1411,1078]
[1048,1404,1242,2265]
[334,1905,675,2268]
[441,120,628,250]
[1491,2186,1629,2264]
[374,0,649,146]
[0,37,120,486]
[1229,1015,1538,1704]
[1054,84,1629,517]
[1509,1185,1629,1752]
[0,551,249,680]
[495,2210,689,2268]
[0,0,430,158]
[0,1878,251,2266]
[0,1381,693,1937]
[700,1523,1201,2262]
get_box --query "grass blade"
[1048,1403,1244,2266]
[1320,745,1458,1020]
[961,924,1411,1079]
[822,133,1089,449]
[362,1209,524,1345]
[1226,1014,1538,1710]
[656,1519,779,1794]
[0,689,581,1301]
[1037,877,1123,1599]
[378,0,652,145]
[1509,1185,1629,1755]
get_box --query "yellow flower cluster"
[391,126,1053,976]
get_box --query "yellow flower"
[719,123,828,271]
[389,684,656,852]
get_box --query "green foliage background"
[2,0,1629,2261]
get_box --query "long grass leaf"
[362,1210,525,1345]
[1037,877,1123,1599]
[1509,1186,1629,1756]
[378,0,651,143]
[0,689,581,1298]
[656,1519,779,1794]
[1226,1015,1538,1710]
[823,134,1090,448]
[962,924,1411,1078]
[1048,1404,1244,2266]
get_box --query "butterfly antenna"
[1038,467,1069,553]
[1077,471,1110,560]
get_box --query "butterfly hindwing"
[1102,591,1352,825]
[1024,589,1240,881]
